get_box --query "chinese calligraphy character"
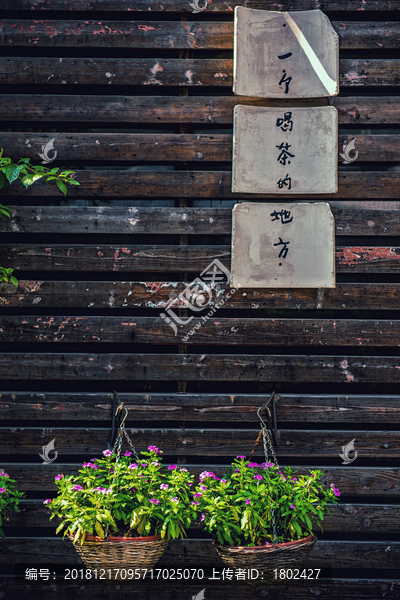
[277,174,292,191]
[278,70,292,94]
[271,209,293,223]
[274,237,290,259]
[276,112,293,132]
[276,142,295,166]
[278,52,293,60]
[25,568,38,581]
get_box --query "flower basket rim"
[70,533,162,543]
[214,533,315,551]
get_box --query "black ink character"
[278,52,293,60]
[276,143,295,166]
[271,208,293,222]
[276,112,293,132]
[274,237,290,259]
[276,176,292,192]
[278,70,292,94]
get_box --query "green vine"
[0,148,79,286]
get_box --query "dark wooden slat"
[4,316,400,346]
[2,207,400,236]
[1,427,399,457]
[2,282,400,311]
[2,353,400,383]
[4,0,400,11]
[2,245,400,272]
[11,499,400,533]
[3,170,400,199]
[1,20,399,50]
[2,132,400,163]
[1,58,399,87]
[1,393,400,423]
[0,538,399,570]
[0,580,399,600]
[1,95,399,125]
[5,464,399,495]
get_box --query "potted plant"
[44,445,195,575]
[0,470,25,538]
[191,456,340,579]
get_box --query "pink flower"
[0,473,9,478]
[124,452,132,457]
[199,485,207,492]
[102,450,112,457]
[245,499,251,505]
[330,483,340,496]
[193,492,202,498]
[72,485,84,491]
[200,513,206,522]
[220,479,227,484]
[149,498,160,505]
[292,478,298,482]
[128,463,138,469]
[290,504,295,509]
[253,475,263,481]
[236,455,246,459]
[141,463,148,467]
[43,499,52,505]
[160,483,169,490]
[55,474,63,481]
[234,469,240,473]
[148,445,161,454]
[265,542,270,546]
[180,467,188,472]
[248,462,258,468]
[263,463,274,469]
[192,501,199,506]
[171,497,179,503]
[82,462,98,469]
[0,488,6,493]
[168,465,177,471]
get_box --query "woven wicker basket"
[68,533,169,579]
[214,534,316,582]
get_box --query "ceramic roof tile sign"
[233,7,339,99]
[232,105,338,194]
[231,202,335,289]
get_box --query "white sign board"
[232,105,338,195]
[231,202,336,289]
[233,7,339,98]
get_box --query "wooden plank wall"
[0,1,400,598]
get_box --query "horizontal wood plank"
[1,20,399,50]
[4,0,400,11]
[1,282,400,311]
[1,95,399,125]
[0,538,398,569]
[3,170,400,199]
[1,393,400,423]
[2,245,400,272]
[1,133,399,163]
[4,316,400,346]
[4,464,399,495]
[1,353,400,382]
[2,207,400,236]
[0,58,399,87]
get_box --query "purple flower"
[199,485,207,492]
[55,474,63,481]
[160,483,169,491]
[290,504,295,509]
[0,473,9,478]
[192,501,199,506]
[168,465,177,471]
[234,469,240,473]
[171,497,179,503]
[72,485,84,491]
[124,452,132,457]
[149,498,160,505]
[200,513,206,522]
[193,492,202,498]
[292,478,298,482]
[247,462,258,468]
[148,445,161,455]
[265,541,271,546]
[236,455,246,459]
[0,488,6,493]
[97,487,112,494]
[199,471,214,481]
[334,489,341,497]
[102,450,112,457]
[151,461,159,466]
[253,475,263,481]
[220,479,227,484]
[141,463,148,467]
[263,462,274,469]
[245,499,251,505]
[180,467,188,472]
[82,462,98,469]
[128,463,138,470]
[43,499,52,505]
[131,487,137,492]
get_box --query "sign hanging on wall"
[233,7,339,98]
[232,105,338,195]
[231,202,336,289]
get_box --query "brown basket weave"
[214,534,317,582]
[68,534,169,579]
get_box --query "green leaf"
[304,515,312,529]
[56,179,68,196]
[3,164,27,184]
[0,173,5,189]
[10,276,18,287]
[22,173,44,187]
[292,520,302,536]
[95,522,105,538]
[68,180,80,185]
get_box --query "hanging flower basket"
[213,533,317,576]
[68,533,169,577]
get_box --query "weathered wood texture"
[2,245,400,272]
[3,171,400,198]
[1,393,400,423]
[2,281,400,310]
[4,464,399,495]
[4,0,400,11]
[1,207,400,236]
[1,20,399,50]
[2,354,400,383]
[0,538,399,569]
[0,58,399,87]
[1,95,399,125]
[10,499,400,533]
[4,316,400,346]
[2,133,400,163]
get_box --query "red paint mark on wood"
[337,247,400,265]
[121,248,131,254]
